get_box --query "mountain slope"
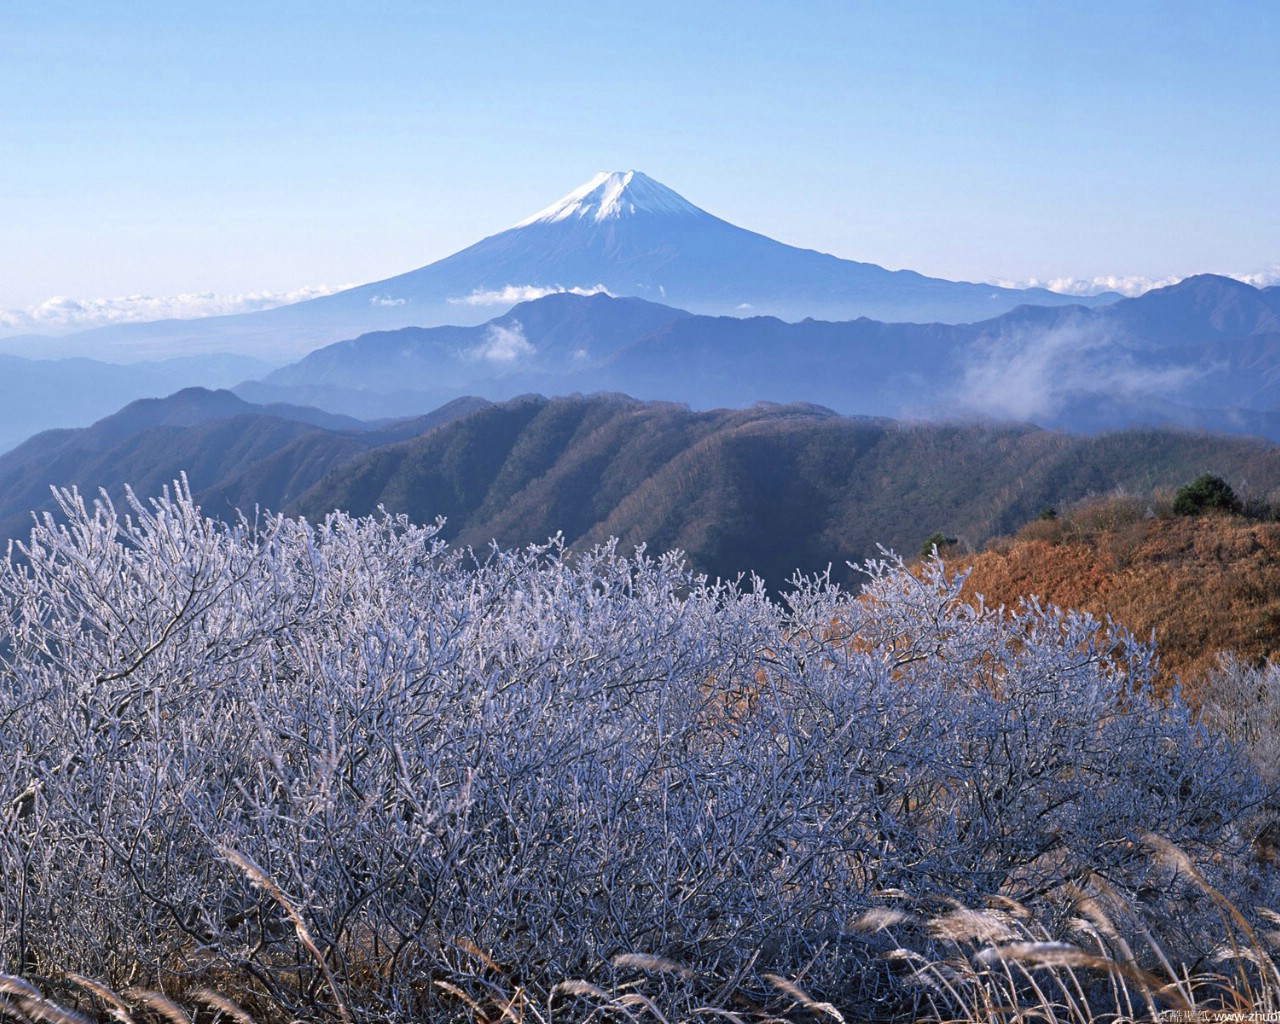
[263,292,691,392]
[1106,273,1280,343]
[0,415,334,542]
[293,170,1111,333]
[11,390,1280,592]
[0,352,276,452]
[0,387,365,471]
[0,390,482,540]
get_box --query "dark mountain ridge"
[1106,273,1280,343]
[263,293,691,391]
[8,388,1280,592]
[1,388,365,470]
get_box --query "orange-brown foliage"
[952,515,1280,706]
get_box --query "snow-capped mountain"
[326,169,1109,328]
[513,170,704,225]
[14,171,1118,361]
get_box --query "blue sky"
[2,1,1277,329]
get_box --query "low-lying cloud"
[448,284,612,306]
[466,323,536,363]
[953,323,1201,423]
[0,285,354,337]
[1230,265,1280,289]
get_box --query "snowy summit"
[514,170,703,227]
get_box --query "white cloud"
[466,323,536,363]
[991,275,1179,298]
[370,295,407,306]
[0,284,355,336]
[992,265,1280,298]
[447,284,612,306]
[1230,264,1280,289]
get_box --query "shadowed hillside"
[0,390,489,540]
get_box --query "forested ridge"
[6,390,1280,593]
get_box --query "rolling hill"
[952,500,1280,705]
[288,395,1280,587]
[0,390,486,541]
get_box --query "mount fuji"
[19,171,1118,361]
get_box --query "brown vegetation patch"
[953,513,1280,703]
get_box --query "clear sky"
[2,1,1277,330]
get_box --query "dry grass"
[956,506,1280,703]
[5,839,1277,1024]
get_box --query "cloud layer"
[5,265,1276,340]
[448,284,612,306]
[0,285,354,337]
[994,266,1280,298]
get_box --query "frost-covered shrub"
[0,481,1270,1020]
[1199,652,1280,785]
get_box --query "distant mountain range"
[0,170,1274,457]
[1,272,1276,455]
[0,352,274,451]
[3,171,1118,361]
[235,273,1280,439]
[6,389,1280,590]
